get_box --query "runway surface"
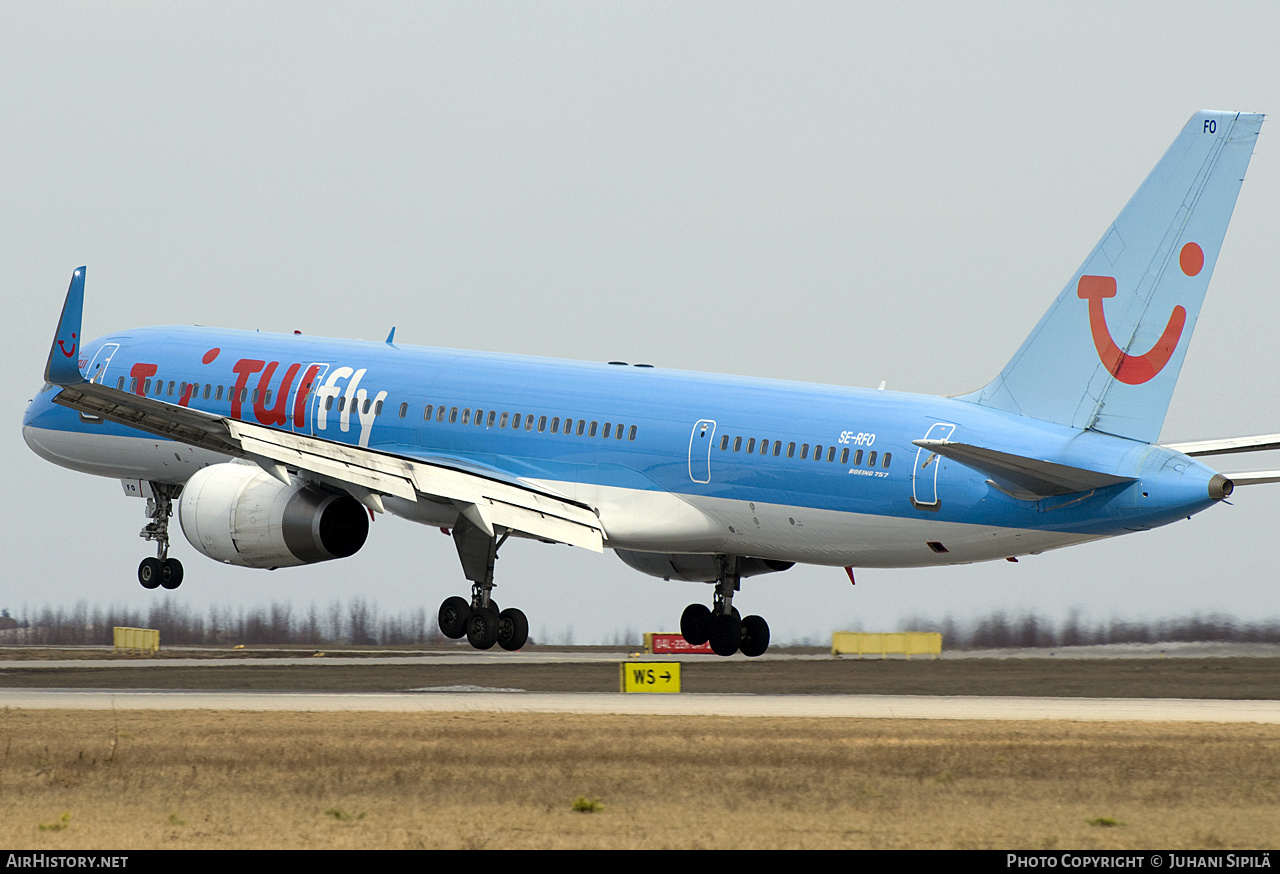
[5,688,1280,722]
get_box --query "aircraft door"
[85,343,119,384]
[290,363,329,435]
[688,419,716,483]
[911,422,955,510]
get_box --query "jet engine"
[615,549,794,582]
[178,463,369,569]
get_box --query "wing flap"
[913,439,1135,499]
[229,421,604,551]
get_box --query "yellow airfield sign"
[619,662,681,693]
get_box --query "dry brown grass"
[2,708,1278,849]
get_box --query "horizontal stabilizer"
[1162,434,1280,457]
[913,439,1134,500]
[1219,470,1280,486]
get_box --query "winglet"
[44,267,87,386]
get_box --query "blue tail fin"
[960,111,1262,444]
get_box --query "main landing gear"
[679,556,770,657]
[137,483,183,590]
[436,515,529,651]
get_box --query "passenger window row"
[717,433,891,469]
[418,404,638,441]
[120,373,638,443]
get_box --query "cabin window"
[745,438,755,453]
[882,452,892,468]
[760,439,769,456]
[827,446,836,463]
[589,421,597,437]
[473,409,484,426]
[486,410,495,427]
[263,390,272,406]
[800,443,809,459]
[628,425,637,440]
[525,415,534,431]
[130,377,138,393]
[538,416,547,432]
[203,384,211,400]
[868,450,877,467]
[116,376,126,390]
[603,423,612,439]
[373,399,382,415]
[397,402,406,418]
[499,412,509,428]
[577,420,586,436]
[563,418,573,435]
[773,440,781,457]
[720,435,729,450]
[168,381,175,396]
[462,408,471,424]
[853,449,862,465]
[449,407,458,423]
[437,406,446,422]
[424,404,433,421]
[787,442,795,458]
[840,447,849,464]
[733,436,742,452]
[215,385,223,401]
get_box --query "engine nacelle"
[179,463,369,569]
[615,549,794,582]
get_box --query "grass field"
[4,709,1279,849]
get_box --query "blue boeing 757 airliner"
[23,111,1280,656]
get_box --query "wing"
[43,269,604,552]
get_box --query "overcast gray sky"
[6,2,1280,644]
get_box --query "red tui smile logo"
[1077,242,1202,385]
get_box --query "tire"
[160,558,183,589]
[739,614,770,657]
[497,607,529,651]
[708,612,741,657]
[438,596,471,639]
[466,607,499,650]
[138,558,162,590]
[681,603,712,645]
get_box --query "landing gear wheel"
[681,603,712,645]
[438,596,471,640]
[708,612,742,657]
[138,558,162,590]
[466,606,499,650]
[159,558,184,589]
[497,607,529,651]
[739,614,770,658]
